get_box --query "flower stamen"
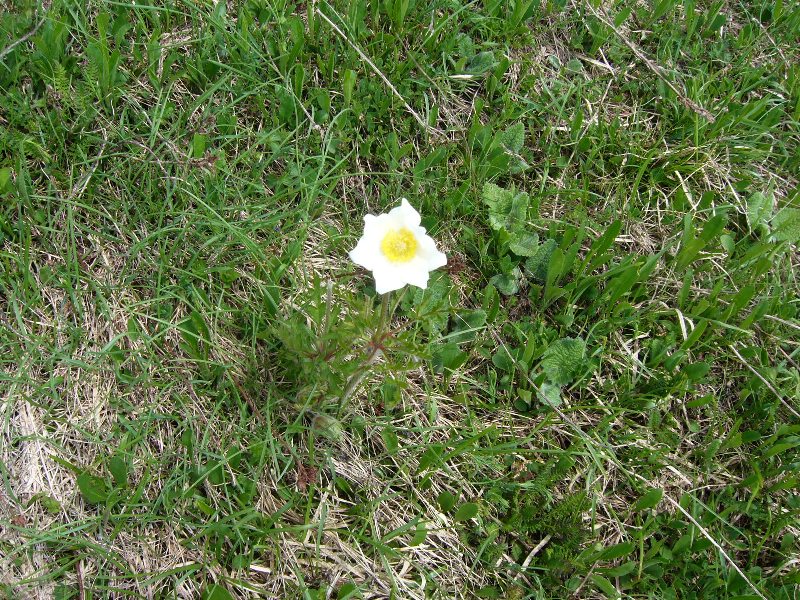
[380,228,418,263]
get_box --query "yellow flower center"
[380,228,418,263]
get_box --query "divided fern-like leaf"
[53,62,73,112]
[481,455,589,579]
[402,271,452,336]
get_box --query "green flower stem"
[377,291,391,339]
[338,292,392,416]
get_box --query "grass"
[1,0,799,598]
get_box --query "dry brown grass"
[0,230,504,598]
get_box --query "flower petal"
[415,231,447,270]
[388,198,421,229]
[396,259,431,288]
[349,238,376,269]
[365,213,393,236]
[350,215,392,269]
[373,266,408,294]
[350,198,447,293]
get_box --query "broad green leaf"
[381,428,398,454]
[605,263,640,305]
[38,495,62,513]
[508,232,540,257]
[482,182,508,208]
[683,361,710,381]
[720,233,735,255]
[179,310,210,359]
[53,585,77,600]
[509,156,529,174]
[201,585,234,600]
[633,488,663,511]
[489,270,520,296]
[191,133,206,158]
[537,382,562,407]
[337,583,359,599]
[598,541,635,560]
[482,283,500,323]
[77,472,109,505]
[381,379,402,411]
[540,337,586,385]
[417,444,444,472]
[501,122,525,154]
[213,266,240,283]
[311,413,343,440]
[603,560,637,577]
[483,183,513,231]
[433,343,468,372]
[508,191,528,231]
[343,69,356,106]
[763,441,800,459]
[742,430,762,443]
[108,456,128,488]
[651,0,676,21]
[449,309,487,343]
[747,191,771,231]
[409,521,427,546]
[771,208,800,243]
[614,5,633,26]
[467,51,497,74]
[402,272,451,335]
[591,574,620,598]
[492,351,515,372]
[437,491,456,512]
[706,12,726,33]
[586,220,621,271]
[525,238,557,282]
[699,213,727,244]
[482,183,528,233]
[544,247,565,303]
[676,235,705,270]
[205,460,225,485]
[673,533,692,553]
[0,167,11,192]
[414,147,448,179]
[194,497,214,516]
[453,502,479,521]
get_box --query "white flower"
[349,199,447,294]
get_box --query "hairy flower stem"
[337,293,392,416]
[376,291,391,340]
